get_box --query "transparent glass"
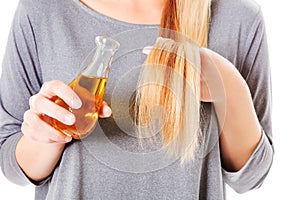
[43,36,120,139]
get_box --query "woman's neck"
[80,0,164,24]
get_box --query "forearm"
[214,76,262,171]
[203,49,262,171]
[15,135,65,182]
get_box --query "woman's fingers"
[22,80,80,144]
[40,80,82,109]
[29,94,75,125]
[23,80,112,144]
[98,101,112,118]
[22,110,70,143]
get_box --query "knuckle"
[21,124,39,142]
[42,80,69,98]
[21,121,52,143]
[20,122,28,135]
[51,79,63,85]
[24,111,45,130]
[29,95,37,108]
[50,80,65,91]
[41,80,64,93]
[53,80,65,90]
[23,110,31,120]
[22,115,61,143]
[41,81,53,92]
[23,110,35,124]
[29,94,44,112]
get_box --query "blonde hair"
[134,0,211,162]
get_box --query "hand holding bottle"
[16,36,119,182]
[41,36,118,139]
[21,80,112,144]
[22,36,119,141]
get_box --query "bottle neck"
[83,48,116,78]
[81,36,120,78]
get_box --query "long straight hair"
[134,0,211,162]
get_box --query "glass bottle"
[43,36,120,139]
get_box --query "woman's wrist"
[15,135,66,182]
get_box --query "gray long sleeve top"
[0,0,273,199]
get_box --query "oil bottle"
[43,36,120,139]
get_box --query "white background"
[0,0,299,199]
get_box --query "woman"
[0,0,273,199]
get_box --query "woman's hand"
[17,80,112,181]
[22,80,82,143]
[21,80,112,144]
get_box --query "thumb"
[99,102,112,118]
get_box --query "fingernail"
[65,114,75,124]
[142,46,152,55]
[103,106,112,117]
[72,97,82,109]
[65,136,72,143]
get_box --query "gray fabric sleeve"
[223,132,273,193]
[0,1,43,185]
[222,9,274,193]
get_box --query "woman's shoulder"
[212,0,262,20]
[209,0,266,69]
[18,0,59,10]
[15,0,75,28]
[210,0,264,38]
[17,0,68,18]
